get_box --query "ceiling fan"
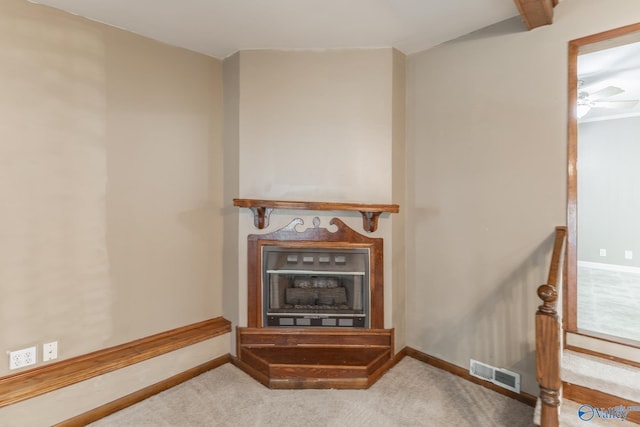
[577,80,639,118]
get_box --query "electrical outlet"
[625,250,633,260]
[599,248,607,257]
[43,341,58,362]
[9,346,37,370]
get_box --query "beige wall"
[405,0,640,396]
[222,53,241,340]
[229,49,406,349]
[238,49,393,202]
[0,0,226,392]
[391,50,407,349]
[103,15,225,342]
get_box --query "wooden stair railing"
[536,226,567,427]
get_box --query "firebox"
[263,247,369,328]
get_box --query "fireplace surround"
[234,200,398,389]
[245,216,384,329]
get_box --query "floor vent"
[469,359,520,393]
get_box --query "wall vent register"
[263,247,370,328]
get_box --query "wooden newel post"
[536,283,560,427]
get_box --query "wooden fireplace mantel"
[233,198,399,232]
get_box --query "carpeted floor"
[89,357,535,427]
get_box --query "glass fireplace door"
[263,247,369,328]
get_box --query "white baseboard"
[578,260,640,275]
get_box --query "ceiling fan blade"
[591,100,639,109]
[589,86,624,100]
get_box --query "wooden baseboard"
[0,317,231,407]
[565,342,640,369]
[55,354,231,427]
[369,346,407,384]
[404,347,537,407]
[563,382,640,424]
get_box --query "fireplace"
[244,216,384,329]
[263,246,369,328]
[234,204,396,389]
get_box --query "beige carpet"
[89,357,535,427]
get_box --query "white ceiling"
[29,0,522,59]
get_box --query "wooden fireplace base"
[235,327,394,389]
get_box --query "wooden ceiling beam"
[513,0,558,30]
